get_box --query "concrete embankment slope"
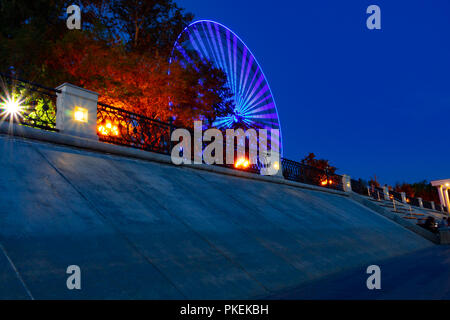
[0,134,433,299]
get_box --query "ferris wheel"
[170,20,283,155]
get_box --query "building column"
[444,188,450,213]
[438,186,446,209]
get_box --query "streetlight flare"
[0,96,24,120]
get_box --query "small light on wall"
[234,157,250,169]
[273,161,280,170]
[74,107,88,123]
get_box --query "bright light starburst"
[0,94,25,122]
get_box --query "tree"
[368,175,380,188]
[301,153,337,173]
[1,0,235,128]
[300,153,338,186]
[394,181,440,204]
[78,0,193,55]
[168,55,235,127]
[0,0,69,83]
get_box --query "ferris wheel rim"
[170,19,284,156]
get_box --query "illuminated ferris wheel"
[170,20,283,154]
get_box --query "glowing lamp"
[234,157,249,169]
[1,97,23,119]
[74,107,88,123]
[97,121,119,136]
[273,161,280,170]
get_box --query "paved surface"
[269,246,450,299]
[0,135,434,299]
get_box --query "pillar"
[383,186,390,201]
[401,192,407,204]
[342,175,352,193]
[418,197,423,208]
[438,186,446,209]
[260,151,283,177]
[56,83,99,140]
[444,188,450,213]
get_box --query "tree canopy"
[0,0,235,127]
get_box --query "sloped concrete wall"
[0,134,433,299]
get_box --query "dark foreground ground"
[0,135,434,299]
[269,246,450,300]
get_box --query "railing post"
[383,186,390,201]
[342,175,352,192]
[418,197,424,208]
[401,192,407,204]
[431,201,436,211]
[56,83,99,140]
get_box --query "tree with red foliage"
[394,181,440,204]
[1,0,235,128]
[368,175,380,188]
[300,153,338,186]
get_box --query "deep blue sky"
[178,0,450,185]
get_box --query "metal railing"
[0,73,59,131]
[409,197,420,208]
[423,200,433,210]
[3,75,444,199]
[97,102,172,154]
[97,102,262,174]
[281,158,344,191]
[367,186,386,201]
[351,179,369,196]
[389,190,403,202]
[97,102,342,190]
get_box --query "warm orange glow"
[98,122,119,136]
[321,179,334,186]
[74,107,88,122]
[234,157,250,169]
[273,161,279,170]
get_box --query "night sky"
[177,0,450,185]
